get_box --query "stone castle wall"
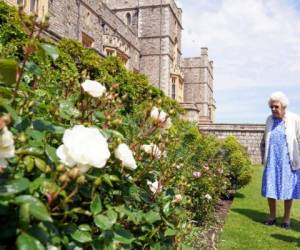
[47,0,140,70]
[199,124,265,164]
[4,0,214,124]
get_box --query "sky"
[176,0,300,124]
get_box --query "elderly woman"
[261,91,300,229]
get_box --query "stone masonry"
[182,48,216,123]
[4,0,215,124]
[199,123,265,164]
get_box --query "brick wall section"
[199,124,265,164]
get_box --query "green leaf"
[78,224,91,232]
[71,230,92,243]
[45,145,59,164]
[94,111,105,121]
[107,209,118,224]
[163,202,171,216]
[17,233,45,250]
[180,244,194,250]
[19,203,30,230]
[90,194,102,215]
[102,174,113,187]
[32,120,55,132]
[40,43,59,61]
[101,129,124,140]
[0,178,30,196]
[114,227,134,244]
[34,157,49,173]
[39,179,60,195]
[25,61,42,76]
[0,86,13,98]
[144,210,161,224]
[15,195,52,222]
[94,214,114,230]
[14,117,31,132]
[150,242,161,250]
[164,228,177,237]
[23,155,34,172]
[59,100,80,119]
[29,177,46,193]
[16,147,44,157]
[0,59,17,85]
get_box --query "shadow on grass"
[234,192,245,199]
[231,208,300,232]
[271,234,300,247]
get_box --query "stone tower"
[181,48,216,123]
[105,0,184,102]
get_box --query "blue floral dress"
[261,117,300,200]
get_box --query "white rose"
[56,125,110,173]
[147,180,161,193]
[150,107,166,122]
[0,126,15,159]
[150,107,172,130]
[205,194,212,200]
[141,143,166,159]
[81,80,106,98]
[114,143,137,170]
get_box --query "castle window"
[171,78,176,99]
[105,48,115,56]
[126,13,131,26]
[30,0,38,12]
[82,32,94,48]
[117,51,128,66]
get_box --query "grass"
[218,165,300,250]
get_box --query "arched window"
[126,12,131,26]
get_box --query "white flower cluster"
[0,126,15,168]
[141,143,166,159]
[81,80,106,98]
[56,125,137,173]
[150,107,172,130]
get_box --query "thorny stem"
[13,16,44,103]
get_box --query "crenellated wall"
[199,124,265,164]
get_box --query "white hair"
[268,91,289,108]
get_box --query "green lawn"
[218,165,300,250]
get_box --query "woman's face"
[270,101,285,118]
